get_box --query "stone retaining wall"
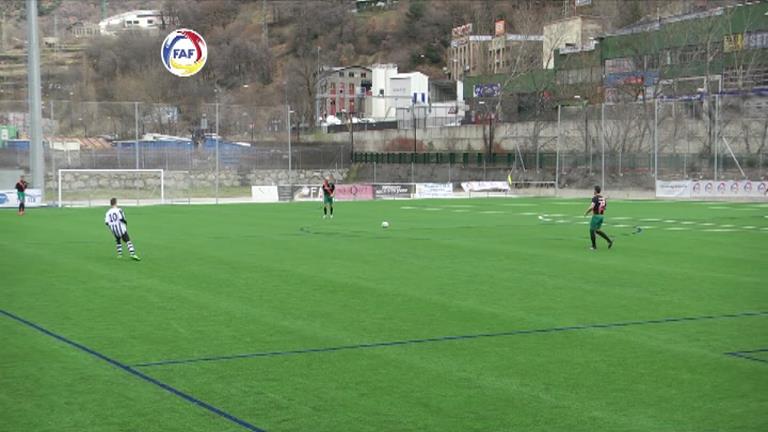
[51,169,349,191]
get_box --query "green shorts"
[17,192,25,202]
[590,215,604,230]
[323,196,333,205]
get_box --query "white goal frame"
[58,169,165,208]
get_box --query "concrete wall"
[317,117,768,155]
[52,169,350,192]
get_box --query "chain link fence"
[2,94,767,204]
[0,100,350,205]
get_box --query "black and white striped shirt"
[105,207,128,237]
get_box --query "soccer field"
[2,198,767,432]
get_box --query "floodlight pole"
[412,98,417,155]
[556,104,560,195]
[26,0,45,199]
[713,94,719,181]
[601,102,605,191]
[215,102,220,204]
[653,96,658,181]
[133,101,140,169]
[287,105,292,184]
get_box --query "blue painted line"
[729,348,768,355]
[0,309,267,432]
[725,348,768,365]
[132,310,768,369]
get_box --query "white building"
[389,72,429,110]
[98,10,163,36]
[370,64,399,119]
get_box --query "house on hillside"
[98,10,164,36]
[315,65,373,119]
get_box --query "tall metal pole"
[26,0,45,198]
[653,97,658,181]
[601,102,605,191]
[412,99,417,155]
[556,104,560,194]
[287,106,292,184]
[215,102,220,204]
[134,101,139,169]
[315,47,320,124]
[714,94,719,181]
[50,99,55,191]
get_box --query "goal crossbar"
[58,169,165,208]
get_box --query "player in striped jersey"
[105,198,140,261]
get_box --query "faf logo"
[161,29,207,77]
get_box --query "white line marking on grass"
[451,209,470,213]
[742,226,756,229]
[519,212,538,216]
[680,221,697,225]
[638,226,656,229]
[761,227,768,231]
[663,220,677,223]
[443,204,475,208]
[699,222,716,226]
[577,221,589,225]
[708,206,729,210]
[641,218,661,222]
[424,208,442,211]
[400,206,417,210]
[480,210,504,214]
[544,213,565,217]
[703,228,739,232]
[555,220,569,223]
[720,224,735,228]
[501,203,537,207]
[664,227,690,231]
[612,216,633,220]
[612,224,630,228]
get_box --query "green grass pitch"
[1,198,767,432]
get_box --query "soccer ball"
[381,221,389,229]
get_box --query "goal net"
[57,169,164,207]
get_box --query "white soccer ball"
[381,221,390,229]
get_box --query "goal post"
[58,169,164,208]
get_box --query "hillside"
[1,0,731,127]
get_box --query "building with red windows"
[316,66,373,120]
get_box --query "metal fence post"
[714,94,719,181]
[601,102,605,191]
[556,104,560,194]
[653,97,658,181]
[215,102,220,204]
[134,101,139,169]
[287,105,292,188]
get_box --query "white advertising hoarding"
[461,181,510,193]
[658,180,768,199]
[414,183,453,198]
[0,189,43,208]
[691,180,768,198]
[251,186,279,203]
[655,180,692,198]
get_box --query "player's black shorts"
[114,232,131,243]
